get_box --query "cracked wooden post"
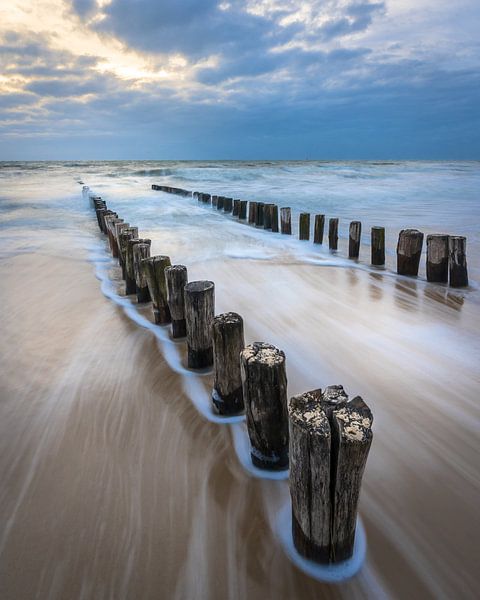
[329,218,339,250]
[185,280,215,369]
[397,229,424,276]
[105,216,122,257]
[426,234,449,283]
[299,213,310,241]
[248,201,257,224]
[165,265,188,338]
[233,199,240,217]
[288,386,372,564]
[212,312,245,415]
[371,226,385,266]
[349,221,361,259]
[255,202,265,227]
[449,236,468,287]
[133,242,151,303]
[114,221,129,262]
[240,342,289,470]
[280,207,292,235]
[271,205,279,232]
[118,227,138,280]
[126,238,150,295]
[239,200,248,220]
[330,396,373,562]
[142,255,172,323]
[314,214,325,244]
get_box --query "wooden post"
[449,236,468,287]
[288,387,372,564]
[426,234,449,283]
[133,243,151,303]
[240,342,289,470]
[314,215,325,244]
[233,199,240,217]
[212,312,245,415]
[397,229,424,276]
[263,204,273,230]
[299,213,310,241]
[185,281,215,369]
[114,222,129,261]
[329,218,339,250]
[248,201,257,224]
[142,255,172,323]
[271,205,279,232]
[165,265,188,338]
[349,221,361,259]
[330,396,373,562]
[255,202,265,227]
[371,226,385,266]
[223,197,233,213]
[126,238,150,295]
[105,216,122,257]
[118,227,138,280]
[239,200,248,220]
[289,389,331,562]
[212,195,218,208]
[280,207,292,235]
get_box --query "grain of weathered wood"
[280,207,292,235]
[449,236,468,287]
[314,214,325,244]
[426,234,449,283]
[212,312,245,415]
[118,227,138,280]
[329,218,339,250]
[185,280,215,368]
[263,204,274,230]
[330,396,373,562]
[299,213,310,241]
[397,229,424,276]
[239,200,248,220]
[233,199,240,216]
[165,265,188,338]
[142,255,172,323]
[255,202,265,227]
[248,201,257,224]
[271,205,279,232]
[371,226,385,266]
[240,342,289,470]
[348,221,361,259]
[126,238,150,295]
[133,243,151,303]
[114,222,129,261]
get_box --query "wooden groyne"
[151,184,469,287]
[85,184,374,568]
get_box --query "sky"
[0,0,479,160]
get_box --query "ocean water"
[0,161,479,599]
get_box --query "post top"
[241,342,285,367]
[166,264,187,273]
[288,389,330,436]
[333,396,373,444]
[185,280,214,293]
[214,312,243,326]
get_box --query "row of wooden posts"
[88,186,374,566]
[152,184,469,287]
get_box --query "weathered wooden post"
[126,238,150,295]
[263,204,273,230]
[233,199,240,217]
[330,396,373,562]
[288,387,373,564]
[165,265,188,338]
[397,229,424,276]
[371,227,385,266]
[217,196,225,210]
[255,202,265,227]
[248,201,257,224]
[106,216,122,257]
[224,197,233,213]
[426,234,449,283]
[299,213,310,241]
[349,221,362,259]
[212,312,245,415]
[185,281,215,369]
[271,205,279,232]
[118,227,138,280]
[449,236,468,287]
[329,218,339,250]
[142,255,172,323]
[240,342,289,470]
[314,214,325,244]
[133,243,151,303]
[239,200,248,220]
[114,222,129,261]
[280,207,292,235]
[212,195,218,208]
